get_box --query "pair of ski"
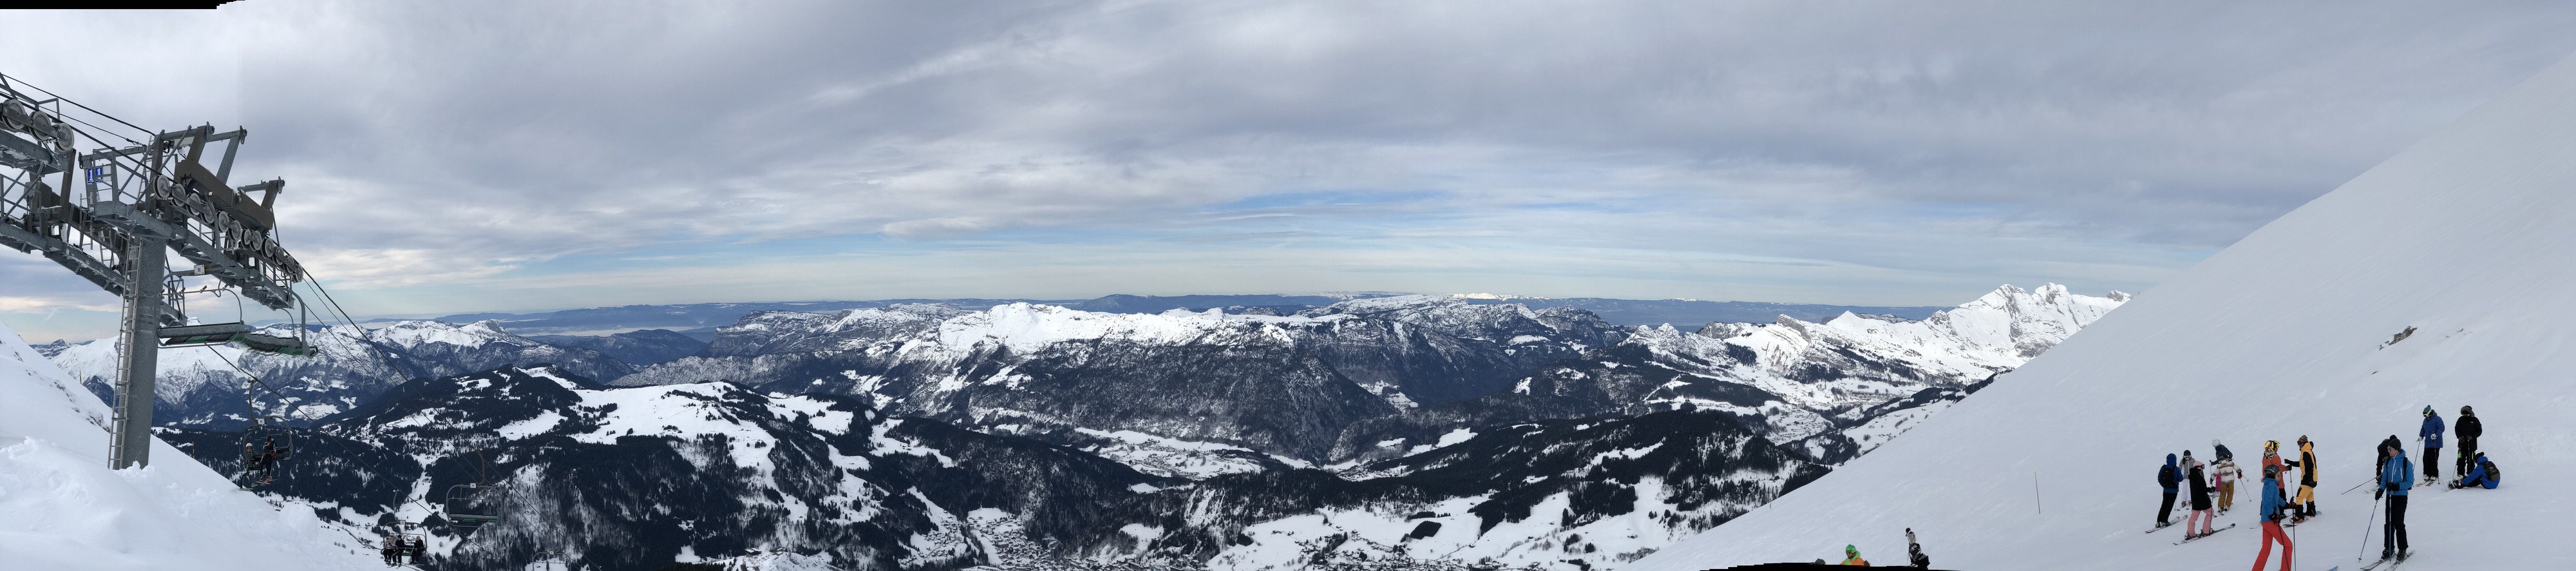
[2168,523,2235,545]
[2356,550,2412,571]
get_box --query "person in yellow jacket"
[1841,545,1870,565]
[2280,436,2321,519]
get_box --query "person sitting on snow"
[2452,452,2500,489]
[1839,544,1870,566]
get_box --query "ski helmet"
[2264,464,2278,478]
[1846,545,1858,554]
[2424,405,2435,416]
[2461,405,2474,415]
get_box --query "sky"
[3,1,2574,342]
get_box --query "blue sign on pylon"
[83,166,104,184]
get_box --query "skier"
[2260,441,2287,495]
[2454,405,2483,481]
[1905,528,1930,568]
[2155,453,2181,528]
[2420,406,2445,483]
[2214,454,2240,513]
[2251,465,2294,571]
[1839,544,1869,566]
[2184,453,2215,538]
[380,536,401,565]
[2375,440,2413,562]
[2282,436,2319,520]
[2450,452,2499,490]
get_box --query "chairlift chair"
[381,521,430,567]
[440,483,504,531]
[236,418,292,487]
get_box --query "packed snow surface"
[0,322,377,570]
[1631,53,2576,570]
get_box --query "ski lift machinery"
[0,73,316,469]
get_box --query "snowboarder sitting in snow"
[1839,544,1868,566]
[2251,465,2294,571]
[2155,453,2181,528]
[2451,452,2499,489]
[1905,528,1929,568]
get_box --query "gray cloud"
[4,0,2575,338]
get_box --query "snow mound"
[0,321,378,570]
[1629,54,2576,570]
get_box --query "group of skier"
[379,534,428,566]
[1812,528,1933,566]
[2150,404,2501,570]
[237,436,290,485]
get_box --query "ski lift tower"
[0,74,310,469]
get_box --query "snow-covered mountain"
[1334,284,2125,466]
[175,363,1833,571]
[46,320,634,429]
[617,296,1626,461]
[1630,53,2576,571]
[0,319,379,570]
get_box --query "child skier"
[2420,406,2445,484]
[2251,465,2294,571]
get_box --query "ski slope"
[0,322,377,570]
[1629,53,2576,570]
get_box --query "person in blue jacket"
[2376,441,2414,561]
[2420,406,2445,483]
[2251,465,2294,571]
[2452,452,2500,489]
[2155,453,2181,527]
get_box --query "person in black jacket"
[2455,405,2483,479]
[2184,454,2216,538]
[2157,453,2181,527]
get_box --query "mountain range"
[41,284,2119,570]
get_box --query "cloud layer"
[5,1,2575,340]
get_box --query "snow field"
[1629,53,2576,571]
[0,321,380,570]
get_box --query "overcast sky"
[5,1,2575,342]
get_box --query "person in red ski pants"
[2251,465,2293,571]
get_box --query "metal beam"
[108,235,165,469]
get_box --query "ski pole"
[2356,489,2379,561]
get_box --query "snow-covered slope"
[0,321,377,570]
[47,320,633,429]
[1631,53,2576,570]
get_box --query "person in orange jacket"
[1840,545,1869,565]
[2260,440,2287,496]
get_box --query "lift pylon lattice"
[0,73,312,469]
